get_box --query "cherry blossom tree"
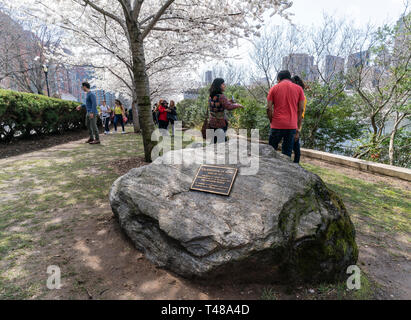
[4,0,293,161]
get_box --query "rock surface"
[109,142,358,283]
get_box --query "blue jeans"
[269,129,296,158]
[114,114,124,132]
[293,138,301,164]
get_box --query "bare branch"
[141,0,175,39]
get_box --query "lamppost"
[42,64,50,97]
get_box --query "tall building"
[183,89,200,100]
[325,55,345,81]
[0,10,115,104]
[0,11,37,92]
[204,71,213,85]
[394,14,410,64]
[347,51,370,70]
[346,51,371,90]
[282,53,317,82]
[105,92,116,108]
[95,90,106,106]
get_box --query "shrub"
[0,89,86,142]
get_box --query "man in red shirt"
[266,70,305,158]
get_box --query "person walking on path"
[208,78,243,143]
[167,100,178,136]
[113,99,126,134]
[266,70,305,157]
[100,100,112,134]
[76,82,100,144]
[291,76,307,164]
[152,104,159,126]
[128,106,133,126]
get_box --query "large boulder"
[109,142,358,283]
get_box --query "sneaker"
[121,131,126,134]
[90,140,101,145]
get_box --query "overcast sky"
[200,0,408,77]
[283,0,406,27]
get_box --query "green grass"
[0,127,145,298]
[301,163,411,236]
[261,288,277,300]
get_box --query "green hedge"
[0,89,86,142]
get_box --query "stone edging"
[300,148,411,182]
[239,135,411,182]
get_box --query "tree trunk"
[389,113,405,166]
[131,91,140,133]
[129,27,155,162]
[389,131,396,166]
[370,113,378,144]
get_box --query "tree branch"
[82,0,127,33]
[141,0,175,39]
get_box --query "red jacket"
[158,105,168,122]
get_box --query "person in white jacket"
[100,100,112,134]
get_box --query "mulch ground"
[0,130,91,159]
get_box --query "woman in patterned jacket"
[208,78,243,143]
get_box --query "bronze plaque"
[190,165,238,196]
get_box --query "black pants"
[210,125,228,144]
[103,117,110,132]
[269,129,296,158]
[293,138,301,164]
[158,120,169,130]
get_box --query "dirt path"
[0,129,90,160]
[0,133,409,300]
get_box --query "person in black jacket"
[152,103,159,126]
[167,100,178,136]
[128,107,133,126]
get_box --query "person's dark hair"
[292,76,305,90]
[209,78,225,97]
[82,82,90,89]
[277,70,292,82]
[115,99,123,107]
